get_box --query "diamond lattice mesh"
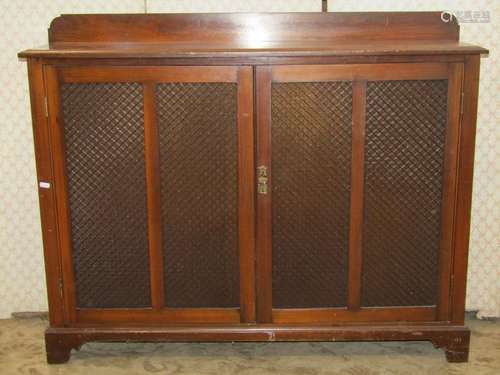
[271,81,352,308]
[361,79,448,307]
[156,83,240,308]
[61,82,151,308]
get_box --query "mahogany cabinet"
[19,12,487,364]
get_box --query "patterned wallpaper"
[146,0,320,12]
[0,0,497,319]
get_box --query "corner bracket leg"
[431,329,470,363]
[45,330,83,364]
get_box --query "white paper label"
[39,181,51,189]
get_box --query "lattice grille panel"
[271,81,352,308]
[157,83,240,308]
[361,79,448,307]
[61,83,151,308]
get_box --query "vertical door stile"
[256,66,273,323]
[348,80,367,310]
[237,67,256,323]
[437,63,464,321]
[143,82,165,310]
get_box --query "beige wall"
[0,0,497,318]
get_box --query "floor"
[0,315,498,375]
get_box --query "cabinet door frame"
[256,62,464,324]
[43,65,255,325]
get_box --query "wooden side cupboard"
[19,12,488,364]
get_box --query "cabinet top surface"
[18,12,488,59]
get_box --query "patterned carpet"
[0,315,498,374]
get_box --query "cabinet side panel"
[271,81,352,308]
[28,60,64,325]
[60,82,151,308]
[451,55,480,324]
[361,79,448,307]
[157,83,240,308]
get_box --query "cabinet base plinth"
[45,324,470,364]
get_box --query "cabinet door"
[256,63,463,324]
[45,66,254,324]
